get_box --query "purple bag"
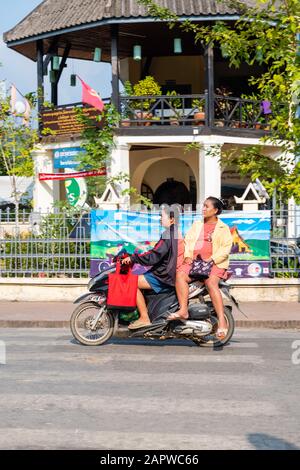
[189,255,213,278]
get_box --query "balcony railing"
[40,94,274,136]
[119,93,272,131]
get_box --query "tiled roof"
[4,0,252,43]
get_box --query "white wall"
[130,146,199,196]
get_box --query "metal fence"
[270,207,300,276]
[0,209,90,278]
[1,207,300,278]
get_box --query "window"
[141,183,154,202]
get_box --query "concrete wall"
[0,278,299,302]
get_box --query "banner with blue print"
[90,209,271,278]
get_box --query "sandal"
[216,328,228,340]
[167,312,188,322]
[128,320,151,330]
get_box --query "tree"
[75,103,152,207]
[75,103,119,206]
[0,95,38,229]
[137,0,300,203]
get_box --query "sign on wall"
[53,147,86,169]
[65,177,88,208]
[90,210,271,278]
[42,106,101,136]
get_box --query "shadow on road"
[69,336,233,350]
[248,433,299,450]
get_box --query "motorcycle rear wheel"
[70,301,114,346]
[193,306,235,347]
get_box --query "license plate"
[90,295,105,304]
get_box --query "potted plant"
[215,86,233,127]
[167,91,183,125]
[120,81,135,126]
[254,117,264,129]
[131,76,162,126]
[241,93,262,129]
[192,98,205,125]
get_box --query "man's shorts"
[144,272,171,293]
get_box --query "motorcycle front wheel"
[70,301,114,346]
[194,306,235,348]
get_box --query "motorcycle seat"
[143,286,175,296]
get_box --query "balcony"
[119,92,271,135]
[41,93,272,139]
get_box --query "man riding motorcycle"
[122,207,183,330]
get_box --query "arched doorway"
[139,158,197,206]
[153,178,190,205]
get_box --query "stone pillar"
[108,142,131,209]
[198,144,222,206]
[32,145,59,212]
[287,197,296,238]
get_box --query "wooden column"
[111,24,119,111]
[204,43,214,127]
[36,39,44,132]
[51,57,58,106]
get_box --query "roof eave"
[4,14,241,47]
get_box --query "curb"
[0,320,300,329]
[0,321,70,328]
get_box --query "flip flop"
[167,312,188,322]
[128,320,151,330]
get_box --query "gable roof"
[4,0,252,44]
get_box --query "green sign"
[65,177,87,207]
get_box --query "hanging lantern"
[255,48,263,63]
[52,56,60,71]
[49,70,56,83]
[133,45,142,61]
[174,38,182,54]
[70,74,77,87]
[220,44,229,59]
[93,47,102,62]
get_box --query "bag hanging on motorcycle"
[107,261,138,311]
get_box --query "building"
[3,0,285,211]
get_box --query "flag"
[10,84,16,113]
[10,84,31,125]
[78,77,104,112]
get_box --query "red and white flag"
[10,84,31,125]
[78,77,105,112]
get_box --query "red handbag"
[107,261,138,311]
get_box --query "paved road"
[1,302,300,327]
[0,328,300,450]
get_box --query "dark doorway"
[153,178,191,206]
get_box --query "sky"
[0,0,112,104]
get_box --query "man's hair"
[161,204,181,224]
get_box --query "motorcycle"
[70,257,241,348]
